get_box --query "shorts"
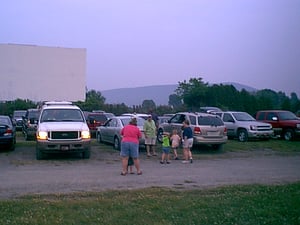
[183,138,193,149]
[162,146,170,154]
[120,142,139,158]
[145,137,156,145]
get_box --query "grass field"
[0,183,299,225]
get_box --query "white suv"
[215,111,273,142]
[36,101,91,159]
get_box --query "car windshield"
[233,112,255,121]
[40,109,84,122]
[120,117,145,127]
[13,111,26,117]
[28,111,40,119]
[278,111,298,120]
[0,117,10,125]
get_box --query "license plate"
[61,145,69,151]
[208,131,219,136]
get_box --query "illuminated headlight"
[81,130,90,139]
[37,131,48,140]
[250,125,258,130]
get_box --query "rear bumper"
[193,136,228,145]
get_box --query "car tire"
[36,148,44,160]
[82,149,91,159]
[156,129,163,143]
[96,132,102,143]
[113,137,120,150]
[212,144,223,150]
[283,129,294,141]
[24,132,29,141]
[237,129,248,142]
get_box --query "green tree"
[142,99,156,113]
[168,94,182,110]
[76,90,105,112]
[176,77,208,110]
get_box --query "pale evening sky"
[1,0,299,97]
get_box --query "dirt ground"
[1,139,300,199]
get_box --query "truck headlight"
[37,131,48,140]
[250,125,258,130]
[81,130,90,139]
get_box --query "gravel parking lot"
[1,139,300,199]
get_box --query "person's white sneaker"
[182,160,189,164]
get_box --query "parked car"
[85,112,115,137]
[22,108,40,140]
[255,110,300,141]
[215,111,273,142]
[12,110,26,131]
[121,113,150,120]
[157,112,227,150]
[36,101,91,159]
[96,116,146,150]
[0,115,16,150]
[199,106,222,114]
[158,116,172,124]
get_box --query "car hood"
[38,122,89,131]
[237,121,272,127]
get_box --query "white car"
[36,101,91,159]
[215,111,273,142]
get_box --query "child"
[127,156,134,174]
[170,129,181,160]
[160,132,171,164]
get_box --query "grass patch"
[0,183,299,225]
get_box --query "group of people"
[119,113,194,176]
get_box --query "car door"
[169,113,186,135]
[222,113,235,137]
[101,119,112,143]
[104,118,119,144]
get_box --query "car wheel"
[36,148,44,160]
[283,129,294,141]
[212,144,223,150]
[82,148,91,159]
[157,129,163,143]
[96,132,102,143]
[237,129,248,142]
[24,132,29,141]
[113,137,120,150]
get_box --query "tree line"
[1,77,299,117]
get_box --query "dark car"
[22,108,40,140]
[0,115,16,150]
[86,112,115,137]
[12,110,26,131]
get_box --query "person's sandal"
[120,172,127,176]
[137,171,142,175]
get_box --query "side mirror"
[272,116,278,121]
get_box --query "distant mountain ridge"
[101,83,257,106]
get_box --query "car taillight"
[194,127,201,134]
[224,127,227,134]
[4,128,13,135]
